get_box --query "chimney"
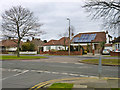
[105,30,108,34]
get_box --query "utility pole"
[98,55,102,79]
[67,18,71,56]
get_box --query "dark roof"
[104,44,112,47]
[43,37,69,46]
[0,39,23,47]
[72,32,106,43]
[31,38,45,46]
[112,36,120,43]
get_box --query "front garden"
[1,55,47,60]
[80,59,119,66]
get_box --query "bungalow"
[0,39,23,53]
[31,37,45,52]
[112,36,120,51]
[71,31,112,54]
[43,37,69,52]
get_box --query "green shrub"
[22,42,35,51]
[50,49,56,52]
[84,50,87,54]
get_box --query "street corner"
[29,76,111,90]
[29,76,120,90]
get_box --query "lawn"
[1,55,47,60]
[104,56,120,57]
[48,83,73,90]
[80,59,120,65]
[111,88,120,90]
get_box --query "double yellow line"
[29,77,120,90]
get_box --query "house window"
[115,44,118,49]
[48,46,51,50]
[46,46,51,51]
[118,44,120,49]
[55,46,57,50]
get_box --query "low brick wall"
[40,51,82,55]
[110,51,120,56]
[20,51,37,55]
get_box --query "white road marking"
[74,63,84,65]
[13,70,29,76]
[89,76,97,78]
[12,69,18,72]
[52,72,59,74]
[37,70,44,73]
[69,74,79,76]
[60,62,68,63]
[44,71,51,73]
[2,70,29,80]
[79,75,88,77]
[31,70,36,72]
[2,68,96,79]
[61,73,68,75]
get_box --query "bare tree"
[83,0,120,34]
[1,6,43,57]
[58,25,75,50]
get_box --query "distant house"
[43,37,69,52]
[31,37,45,52]
[0,39,23,53]
[104,44,112,51]
[112,36,120,51]
[71,31,112,54]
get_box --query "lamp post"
[67,18,70,56]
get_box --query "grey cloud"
[0,1,114,41]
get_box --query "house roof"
[72,32,106,43]
[104,44,112,47]
[0,39,23,47]
[43,37,69,46]
[31,38,45,47]
[112,36,120,43]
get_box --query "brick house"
[71,31,112,54]
[43,37,69,52]
[0,39,23,53]
[31,37,45,52]
[112,36,120,51]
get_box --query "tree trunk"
[17,39,20,57]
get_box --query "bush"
[50,49,56,52]
[22,42,35,51]
[84,50,87,54]
[58,50,67,51]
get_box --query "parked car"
[114,49,120,52]
[102,49,110,55]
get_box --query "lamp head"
[67,18,70,20]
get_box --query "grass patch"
[111,88,120,90]
[80,59,120,65]
[1,55,47,60]
[48,83,73,90]
[104,56,119,57]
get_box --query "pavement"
[30,77,120,89]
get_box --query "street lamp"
[67,18,71,56]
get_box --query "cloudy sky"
[0,0,114,41]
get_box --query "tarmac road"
[2,56,119,89]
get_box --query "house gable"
[71,32,106,43]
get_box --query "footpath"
[30,77,120,90]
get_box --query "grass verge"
[1,55,47,60]
[48,83,73,90]
[80,59,119,66]
[104,56,119,57]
